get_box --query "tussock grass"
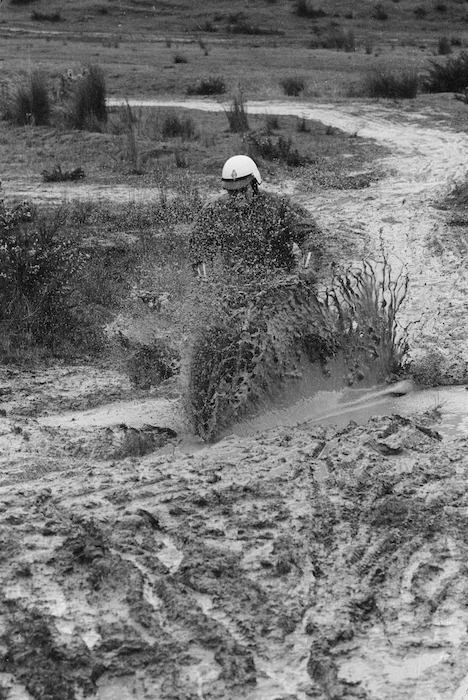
[1,71,50,126]
[68,64,107,130]
[225,93,249,133]
[325,258,409,377]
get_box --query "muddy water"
[231,382,468,440]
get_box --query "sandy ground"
[1,99,468,699]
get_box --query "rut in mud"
[0,101,468,700]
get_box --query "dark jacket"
[189,190,319,272]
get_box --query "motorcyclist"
[189,155,320,278]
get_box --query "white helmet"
[221,155,262,191]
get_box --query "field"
[1,1,468,699]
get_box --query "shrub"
[0,198,92,353]
[360,68,419,98]
[438,36,452,55]
[293,0,327,18]
[173,53,188,64]
[424,52,468,92]
[68,64,107,130]
[187,75,226,95]
[161,111,196,139]
[281,76,305,96]
[435,1,447,12]
[225,93,249,133]
[9,0,38,4]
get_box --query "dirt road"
[1,101,468,699]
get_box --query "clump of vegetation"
[359,68,419,99]
[414,6,427,18]
[9,0,38,5]
[423,51,468,93]
[310,28,356,51]
[325,259,409,378]
[187,75,226,95]
[265,114,280,132]
[281,76,306,96]
[68,64,107,130]
[247,132,307,166]
[225,93,249,133]
[0,197,99,357]
[293,0,327,18]
[438,36,452,56]
[31,9,61,21]
[161,111,197,139]
[173,53,188,64]
[372,3,388,20]
[1,71,51,126]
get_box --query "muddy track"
[1,101,468,699]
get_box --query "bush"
[0,198,90,352]
[161,111,196,139]
[126,339,179,389]
[187,76,226,95]
[225,93,249,133]
[173,53,188,64]
[29,71,51,126]
[69,64,107,130]
[424,51,468,92]
[438,36,452,55]
[360,68,419,98]
[435,1,447,12]
[9,0,38,4]
[281,76,306,96]
[293,0,327,18]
